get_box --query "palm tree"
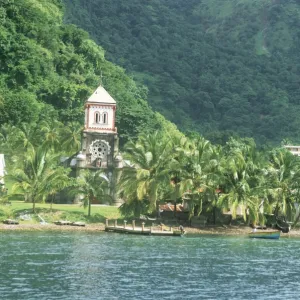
[16,122,39,150]
[167,136,193,216]
[74,170,111,217]
[6,145,71,212]
[39,166,72,211]
[174,137,223,220]
[265,148,300,222]
[40,120,64,152]
[120,132,171,216]
[217,138,266,224]
[0,124,19,166]
[61,122,82,154]
[0,124,15,146]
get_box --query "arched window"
[94,111,100,123]
[102,112,108,124]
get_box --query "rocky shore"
[1,223,299,237]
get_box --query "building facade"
[74,85,123,205]
[284,145,300,156]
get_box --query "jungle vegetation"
[119,132,300,226]
[0,0,176,146]
[64,0,300,145]
[1,0,300,226]
[2,120,300,226]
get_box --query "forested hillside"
[0,0,178,145]
[64,0,300,144]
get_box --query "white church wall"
[0,154,5,184]
[87,105,115,131]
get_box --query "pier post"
[124,220,127,229]
[114,220,117,227]
[105,219,109,227]
[132,220,135,230]
[142,222,145,232]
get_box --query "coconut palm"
[40,120,64,152]
[217,139,265,224]
[176,137,223,219]
[199,145,225,223]
[39,166,72,211]
[265,148,300,221]
[0,124,20,165]
[61,122,82,154]
[6,145,70,212]
[74,170,112,217]
[120,132,171,216]
[15,122,39,150]
[167,136,193,216]
[0,123,16,146]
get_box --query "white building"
[284,145,300,156]
[0,154,5,185]
[74,85,123,205]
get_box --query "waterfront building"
[61,85,124,205]
[284,145,300,156]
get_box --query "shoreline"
[1,223,300,237]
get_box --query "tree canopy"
[64,0,300,145]
[0,0,176,146]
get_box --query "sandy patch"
[1,223,299,237]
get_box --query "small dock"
[105,220,185,237]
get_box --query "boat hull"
[105,226,185,237]
[249,231,281,239]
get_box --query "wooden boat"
[54,221,86,227]
[54,220,72,225]
[249,230,281,239]
[70,222,86,227]
[105,226,185,237]
[2,219,19,225]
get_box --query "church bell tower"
[77,85,119,169]
[75,85,123,205]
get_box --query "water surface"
[0,232,299,299]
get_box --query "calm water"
[0,232,300,300]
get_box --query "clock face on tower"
[89,140,111,160]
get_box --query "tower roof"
[86,85,116,105]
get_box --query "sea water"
[0,232,299,300]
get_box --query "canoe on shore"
[54,221,86,227]
[2,219,19,225]
[249,230,281,239]
[105,225,185,237]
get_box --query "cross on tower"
[99,70,106,87]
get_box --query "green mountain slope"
[63,0,300,144]
[0,0,178,144]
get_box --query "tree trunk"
[32,200,35,213]
[88,197,92,217]
[292,213,300,228]
[213,206,216,225]
[156,202,160,218]
[50,195,54,212]
[174,201,177,218]
[274,202,280,217]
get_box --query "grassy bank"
[0,201,122,224]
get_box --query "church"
[64,85,124,205]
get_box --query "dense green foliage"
[120,132,300,226]
[2,0,300,228]
[0,0,177,145]
[64,0,300,144]
[72,170,111,216]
